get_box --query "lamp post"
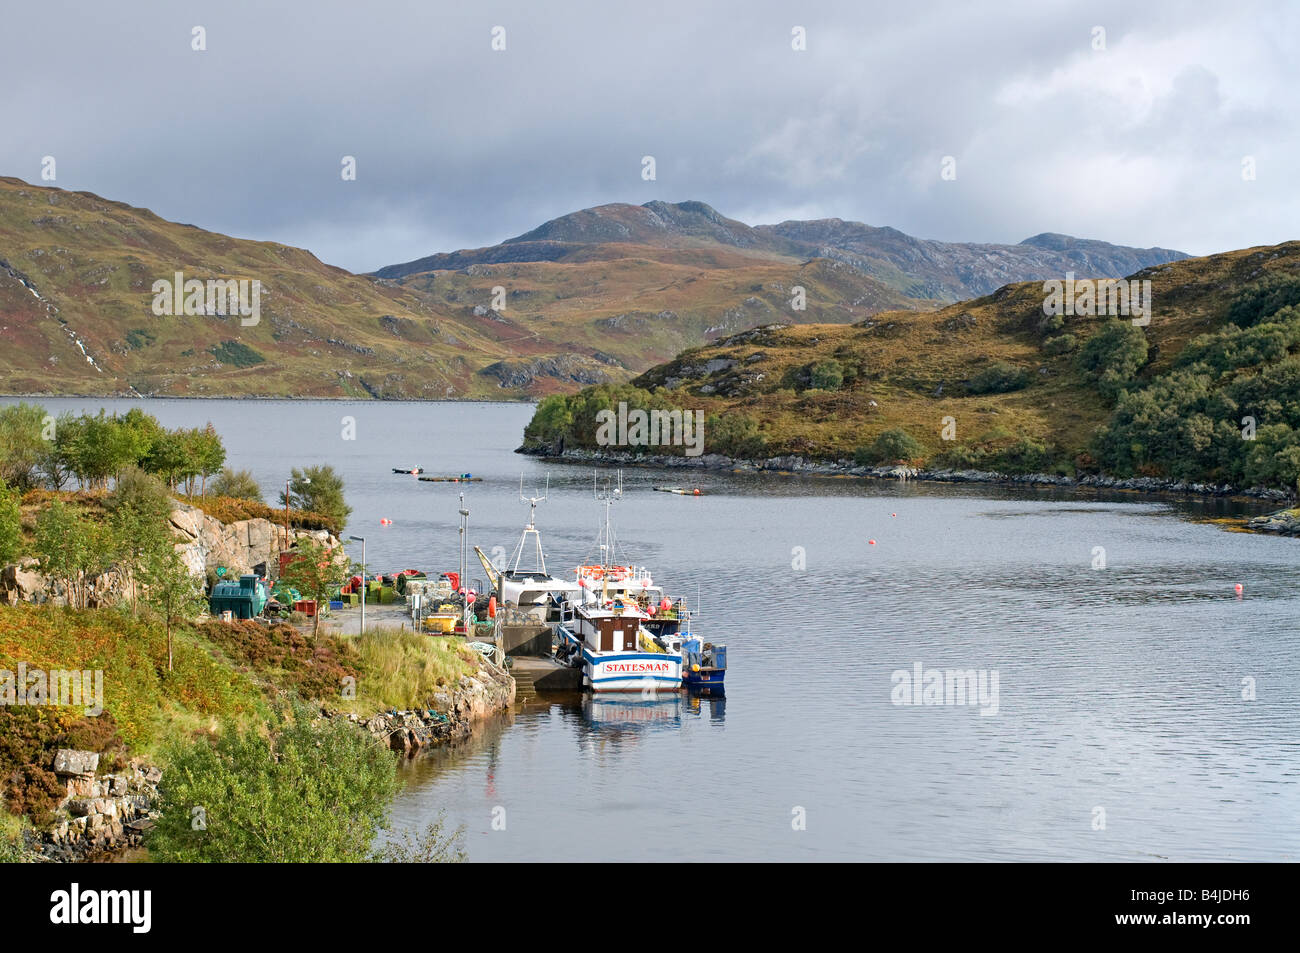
[349,535,366,636]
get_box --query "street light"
[348,535,366,636]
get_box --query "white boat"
[556,473,683,692]
[559,597,682,692]
[485,478,583,627]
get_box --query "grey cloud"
[1,0,1294,271]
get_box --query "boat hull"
[682,667,725,690]
[561,630,682,692]
[584,649,683,692]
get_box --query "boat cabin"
[574,602,650,652]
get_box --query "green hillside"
[522,241,1300,493]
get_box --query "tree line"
[0,404,225,494]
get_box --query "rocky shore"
[1244,508,1300,536]
[341,654,516,756]
[524,446,1295,504]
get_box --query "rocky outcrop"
[168,501,341,579]
[480,355,611,390]
[0,504,342,608]
[0,558,129,608]
[1245,508,1300,536]
[30,750,162,862]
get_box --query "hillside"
[0,179,920,397]
[0,178,1186,399]
[521,241,1300,494]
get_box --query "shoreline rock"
[1245,508,1300,536]
[332,654,516,756]
[521,446,1295,505]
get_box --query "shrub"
[1043,333,1078,356]
[209,340,265,368]
[968,362,1031,395]
[0,480,21,567]
[992,437,1055,473]
[1077,319,1149,399]
[809,360,845,391]
[209,468,264,503]
[704,413,767,459]
[932,444,988,469]
[373,815,466,863]
[148,701,400,862]
[855,428,923,465]
[284,465,351,531]
[1226,273,1300,328]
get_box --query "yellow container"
[424,614,456,634]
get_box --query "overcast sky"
[3,0,1295,272]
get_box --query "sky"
[2,0,1296,272]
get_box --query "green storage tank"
[209,575,269,620]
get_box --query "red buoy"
[868,539,876,545]
[1235,583,1244,596]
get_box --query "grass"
[0,606,486,833]
[347,626,478,713]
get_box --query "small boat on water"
[653,485,703,496]
[392,466,424,474]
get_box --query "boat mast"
[511,474,550,575]
[593,470,623,569]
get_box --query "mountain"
[0,181,918,398]
[0,178,1186,399]
[376,199,1187,303]
[520,240,1300,494]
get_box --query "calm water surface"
[11,398,1299,861]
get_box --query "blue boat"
[680,633,726,692]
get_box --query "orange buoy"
[693,488,701,496]
[487,596,497,618]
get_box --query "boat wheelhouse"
[558,597,683,693]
